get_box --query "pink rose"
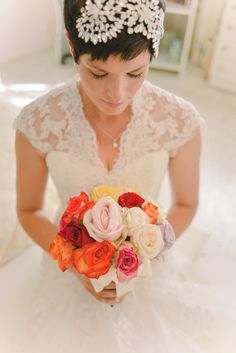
[116,243,142,283]
[83,196,124,242]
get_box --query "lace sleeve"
[146,83,204,157]
[164,97,204,156]
[13,88,70,155]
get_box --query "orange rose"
[66,192,95,222]
[73,241,116,279]
[49,234,73,272]
[142,202,159,224]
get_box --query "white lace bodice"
[14,78,203,214]
[9,79,236,353]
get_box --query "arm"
[167,128,201,238]
[15,131,57,252]
[15,131,120,304]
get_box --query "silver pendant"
[112,139,119,149]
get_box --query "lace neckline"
[71,79,140,174]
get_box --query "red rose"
[118,192,145,208]
[59,221,95,248]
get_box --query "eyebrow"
[87,63,147,73]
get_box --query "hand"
[71,267,127,305]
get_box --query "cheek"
[127,67,148,94]
[79,70,103,98]
[127,77,146,96]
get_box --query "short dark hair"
[64,0,166,63]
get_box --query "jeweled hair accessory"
[76,0,165,57]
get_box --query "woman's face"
[77,51,150,116]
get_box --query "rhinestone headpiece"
[76,0,165,57]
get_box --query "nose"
[106,77,125,103]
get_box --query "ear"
[65,31,76,61]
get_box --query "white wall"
[0,0,56,66]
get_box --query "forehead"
[80,52,150,72]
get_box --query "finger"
[86,286,116,300]
[96,296,121,305]
[84,283,96,294]
[99,289,117,299]
[90,290,122,305]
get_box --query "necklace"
[94,122,122,149]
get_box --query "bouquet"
[49,185,175,297]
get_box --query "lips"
[102,100,123,108]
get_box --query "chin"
[103,107,126,116]
[98,101,129,116]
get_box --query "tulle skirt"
[1,228,236,353]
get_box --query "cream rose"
[83,196,124,242]
[122,207,149,236]
[133,224,165,259]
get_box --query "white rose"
[122,207,149,236]
[133,224,165,259]
[83,196,124,242]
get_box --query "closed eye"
[127,72,143,79]
[90,71,144,80]
[90,71,108,79]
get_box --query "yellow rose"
[91,185,120,202]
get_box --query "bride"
[4,0,236,352]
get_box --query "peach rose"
[133,224,165,259]
[73,240,116,279]
[49,234,73,272]
[83,196,124,242]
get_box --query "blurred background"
[0,0,236,267]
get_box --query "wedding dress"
[2,79,236,353]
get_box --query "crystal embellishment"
[76,0,165,57]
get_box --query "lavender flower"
[157,221,176,249]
